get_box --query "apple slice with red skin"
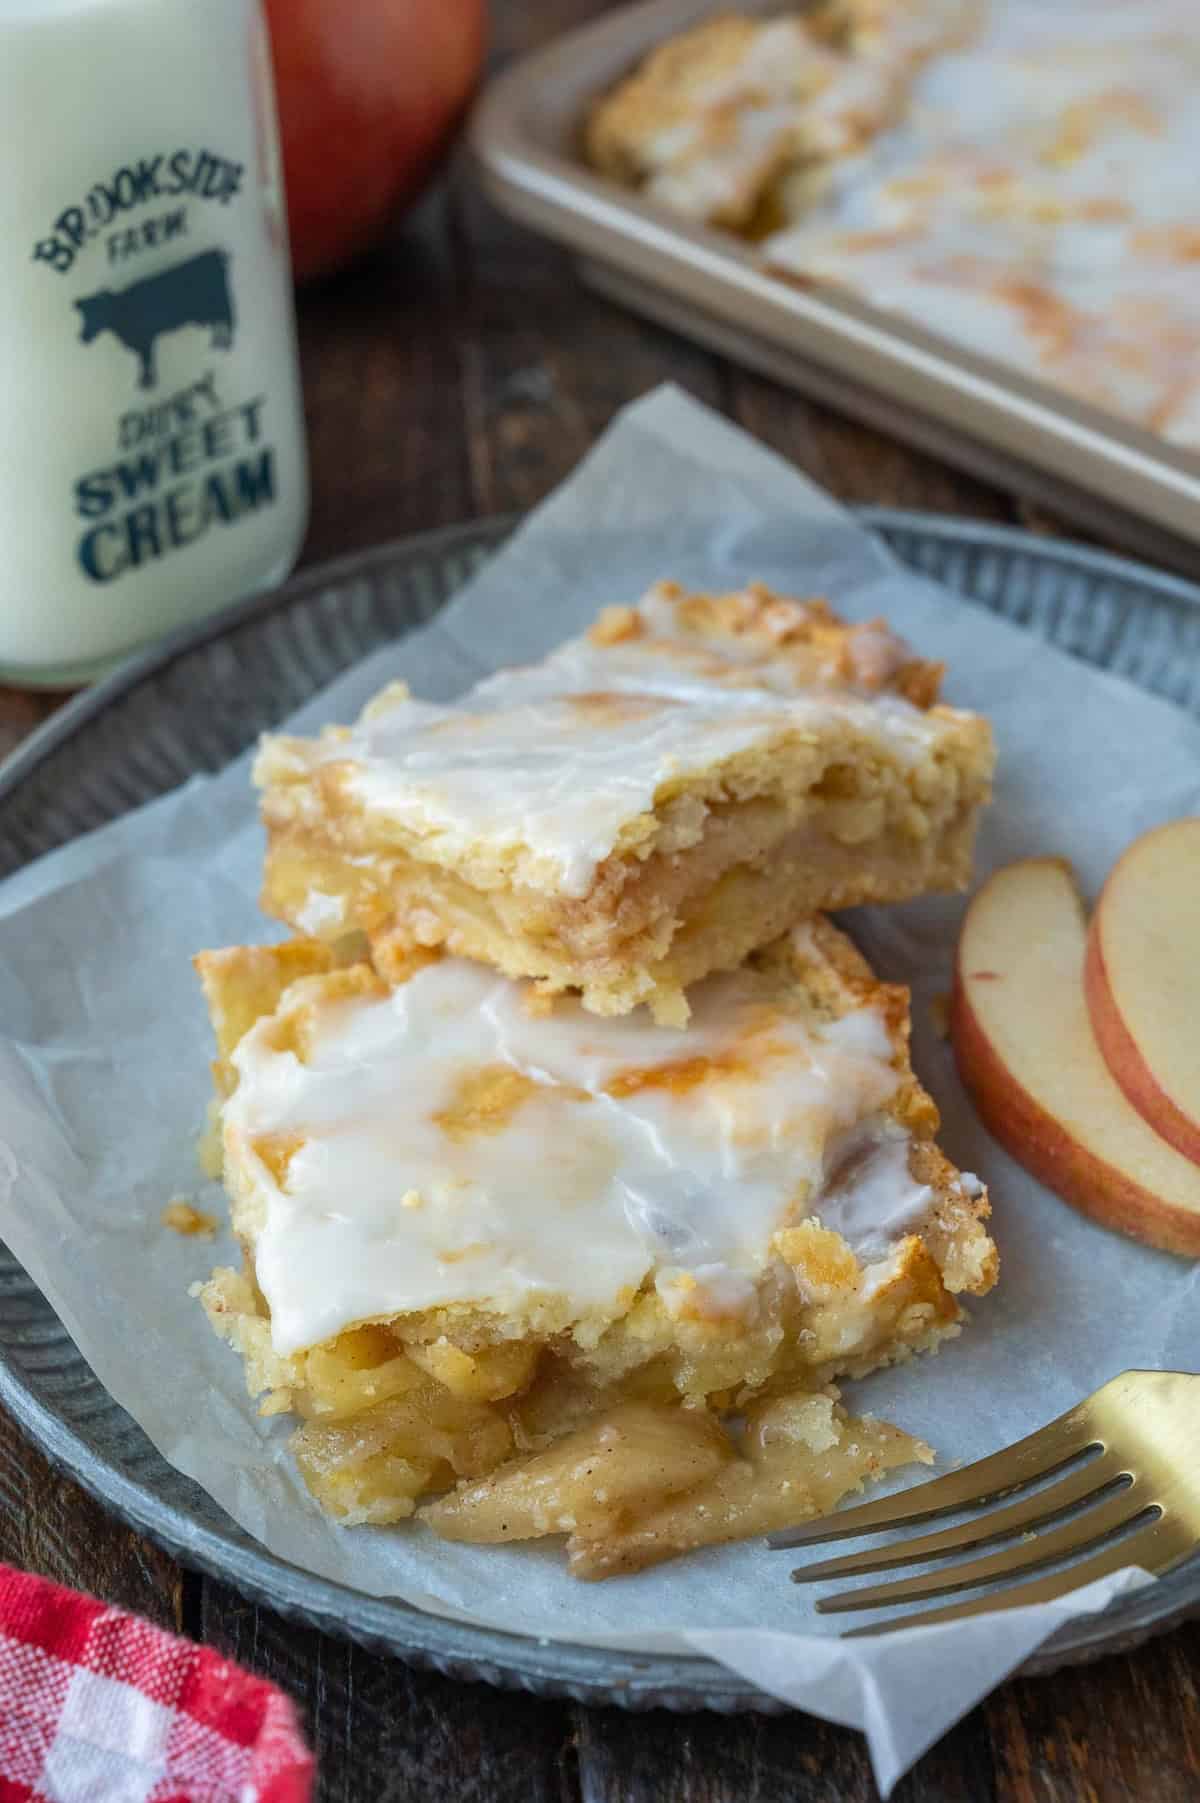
[952,856,1200,1256]
[1084,819,1200,1166]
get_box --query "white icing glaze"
[846,620,913,689]
[316,583,945,899]
[223,956,933,1356]
[813,1121,935,1263]
[295,890,346,935]
[655,1263,760,1323]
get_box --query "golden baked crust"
[589,582,946,707]
[195,921,996,1575]
[585,14,766,197]
[255,581,995,1024]
[584,3,980,232]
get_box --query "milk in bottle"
[0,0,308,681]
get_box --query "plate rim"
[1,507,1197,1711]
[5,504,1200,807]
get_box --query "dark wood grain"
[297,191,476,567]
[197,1583,578,1803]
[727,369,1015,520]
[0,688,69,764]
[0,2,1196,1800]
[0,1417,181,1631]
[576,1702,1000,1803]
[984,1633,1200,1803]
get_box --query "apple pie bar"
[585,0,979,235]
[587,2,1200,451]
[255,581,994,1025]
[195,918,997,1578]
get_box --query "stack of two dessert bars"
[195,580,999,1577]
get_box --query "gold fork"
[768,1370,1200,1635]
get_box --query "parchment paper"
[0,387,1196,1795]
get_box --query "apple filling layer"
[255,581,994,1023]
[196,919,996,1576]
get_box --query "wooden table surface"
[1,3,1197,1797]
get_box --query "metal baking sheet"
[471,0,1200,574]
[0,512,1197,1708]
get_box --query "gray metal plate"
[0,511,1197,1710]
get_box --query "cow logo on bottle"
[32,148,278,587]
[74,250,236,390]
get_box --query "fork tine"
[840,1515,1193,1636]
[816,1489,1154,1613]
[791,1458,1128,1584]
[768,1396,1099,1549]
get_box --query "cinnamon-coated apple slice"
[952,857,1200,1256]
[1084,819,1200,1165]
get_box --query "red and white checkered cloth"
[0,1565,313,1802]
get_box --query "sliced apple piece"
[1084,819,1200,1165]
[952,857,1200,1256]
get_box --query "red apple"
[264,0,487,282]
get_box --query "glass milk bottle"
[0,0,308,683]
